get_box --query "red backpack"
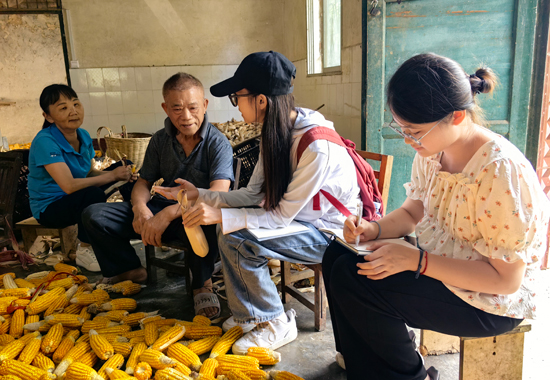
[296,127,383,221]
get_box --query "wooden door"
[364,0,538,212]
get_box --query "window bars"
[0,0,61,11]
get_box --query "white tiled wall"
[292,45,362,146]
[70,65,243,138]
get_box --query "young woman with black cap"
[154,51,362,355]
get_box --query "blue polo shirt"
[28,124,95,219]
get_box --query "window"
[307,0,341,75]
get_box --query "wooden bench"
[16,217,77,256]
[420,321,532,380]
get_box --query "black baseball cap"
[210,51,296,97]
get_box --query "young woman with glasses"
[322,53,549,380]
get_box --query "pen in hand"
[355,201,363,247]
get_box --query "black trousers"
[81,197,218,289]
[322,241,522,380]
[37,161,133,243]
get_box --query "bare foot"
[100,267,147,285]
[193,278,220,318]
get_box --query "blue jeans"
[217,221,330,324]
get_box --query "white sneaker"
[75,244,101,272]
[231,309,298,355]
[223,316,257,334]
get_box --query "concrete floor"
[8,241,550,379]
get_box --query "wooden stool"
[16,217,78,256]
[420,321,532,380]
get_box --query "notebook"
[247,221,310,241]
[319,227,415,255]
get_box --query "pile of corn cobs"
[212,120,261,146]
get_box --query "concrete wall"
[0,14,67,145]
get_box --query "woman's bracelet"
[415,248,425,279]
[370,220,381,240]
[420,252,428,275]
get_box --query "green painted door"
[364,0,538,212]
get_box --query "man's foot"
[75,244,101,272]
[222,316,257,333]
[99,267,147,284]
[193,279,220,319]
[232,309,298,355]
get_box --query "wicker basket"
[97,126,152,170]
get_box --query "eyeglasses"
[387,117,445,146]
[229,93,256,107]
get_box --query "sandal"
[193,292,221,320]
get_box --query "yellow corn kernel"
[158,325,171,335]
[0,359,54,380]
[53,329,80,364]
[0,288,31,298]
[63,304,84,315]
[110,281,133,293]
[18,333,42,364]
[216,355,259,370]
[45,314,84,328]
[121,311,157,327]
[123,330,145,339]
[100,334,128,344]
[54,341,91,377]
[23,314,40,336]
[172,360,191,377]
[224,370,252,380]
[186,336,220,356]
[26,287,65,315]
[8,309,24,339]
[199,358,218,379]
[54,263,79,275]
[0,318,11,335]
[125,342,147,375]
[70,290,110,306]
[65,362,103,380]
[81,320,117,334]
[267,371,304,380]
[32,352,56,373]
[154,319,179,328]
[14,278,37,290]
[0,375,23,380]
[97,353,125,380]
[100,310,129,322]
[0,339,26,361]
[112,342,132,358]
[76,334,90,344]
[95,325,131,335]
[139,349,176,370]
[89,329,114,360]
[183,326,222,340]
[76,349,99,368]
[18,330,40,344]
[139,315,162,329]
[134,362,152,380]
[209,326,243,359]
[166,343,201,372]
[41,322,64,354]
[100,298,137,312]
[144,322,158,346]
[121,284,142,296]
[245,347,281,365]
[151,325,186,351]
[225,368,269,380]
[153,368,191,380]
[46,277,74,291]
[0,335,14,345]
[192,315,211,327]
[104,367,131,379]
[129,336,145,345]
[80,307,92,322]
[76,275,89,284]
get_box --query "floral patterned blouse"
[404,133,549,319]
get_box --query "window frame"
[307,0,342,76]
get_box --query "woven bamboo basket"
[97,126,151,170]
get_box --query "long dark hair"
[259,94,296,211]
[39,84,78,129]
[387,53,498,126]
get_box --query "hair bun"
[469,68,497,95]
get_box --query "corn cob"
[81,320,118,334]
[18,333,42,364]
[223,370,252,380]
[64,304,84,315]
[92,316,113,323]
[153,368,192,380]
[144,322,158,346]
[0,359,55,380]
[100,299,137,312]
[0,288,31,298]
[45,285,79,317]
[70,290,110,306]
[97,353,125,380]
[0,339,26,361]
[75,275,88,284]
[0,375,23,380]
[139,349,176,370]
[8,309,24,339]
[46,277,74,291]
[11,299,30,308]
[184,326,222,340]
[95,325,131,335]
[139,316,162,328]
[171,360,192,377]
[186,336,220,355]
[24,271,49,281]
[65,362,103,380]
[99,310,129,322]
[45,314,85,328]
[192,315,211,327]
[0,318,10,335]
[158,325,171,335]
[125,342,147,375]
[26,287,65,315]
[110,281,133,293]
[0,335,14,345]
[23,315,39,335]
[53,329,80,363]
[89,329,114,360]
[245,347,281,365]
[101,334,128,344]
[134,362,152,380]
[41,322,64,353]
[219,368,270,380]
[121,311,157,327]
[0,298,18,314]
[32,352,56,373]
[216,355,259,370]
[77,349,99,368]
[18,330,40,344]
[129,336,145,344]
[209,326,243,358]
[166,343,202,372]
[154,319,179,328]
[25,278,46,287]
[123,329,145,339]
[121,283,142,296]
[199,358,218,379]
[267,371,304,380]
[112,342,132,358]
[0,274,15,282]
[2,275,18,290]
[14,278,37,290]
[104,367,131,379]
[80,307,92,322]
[54,341,91,377]
[151,325,185,351]
[55,263,79,274]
